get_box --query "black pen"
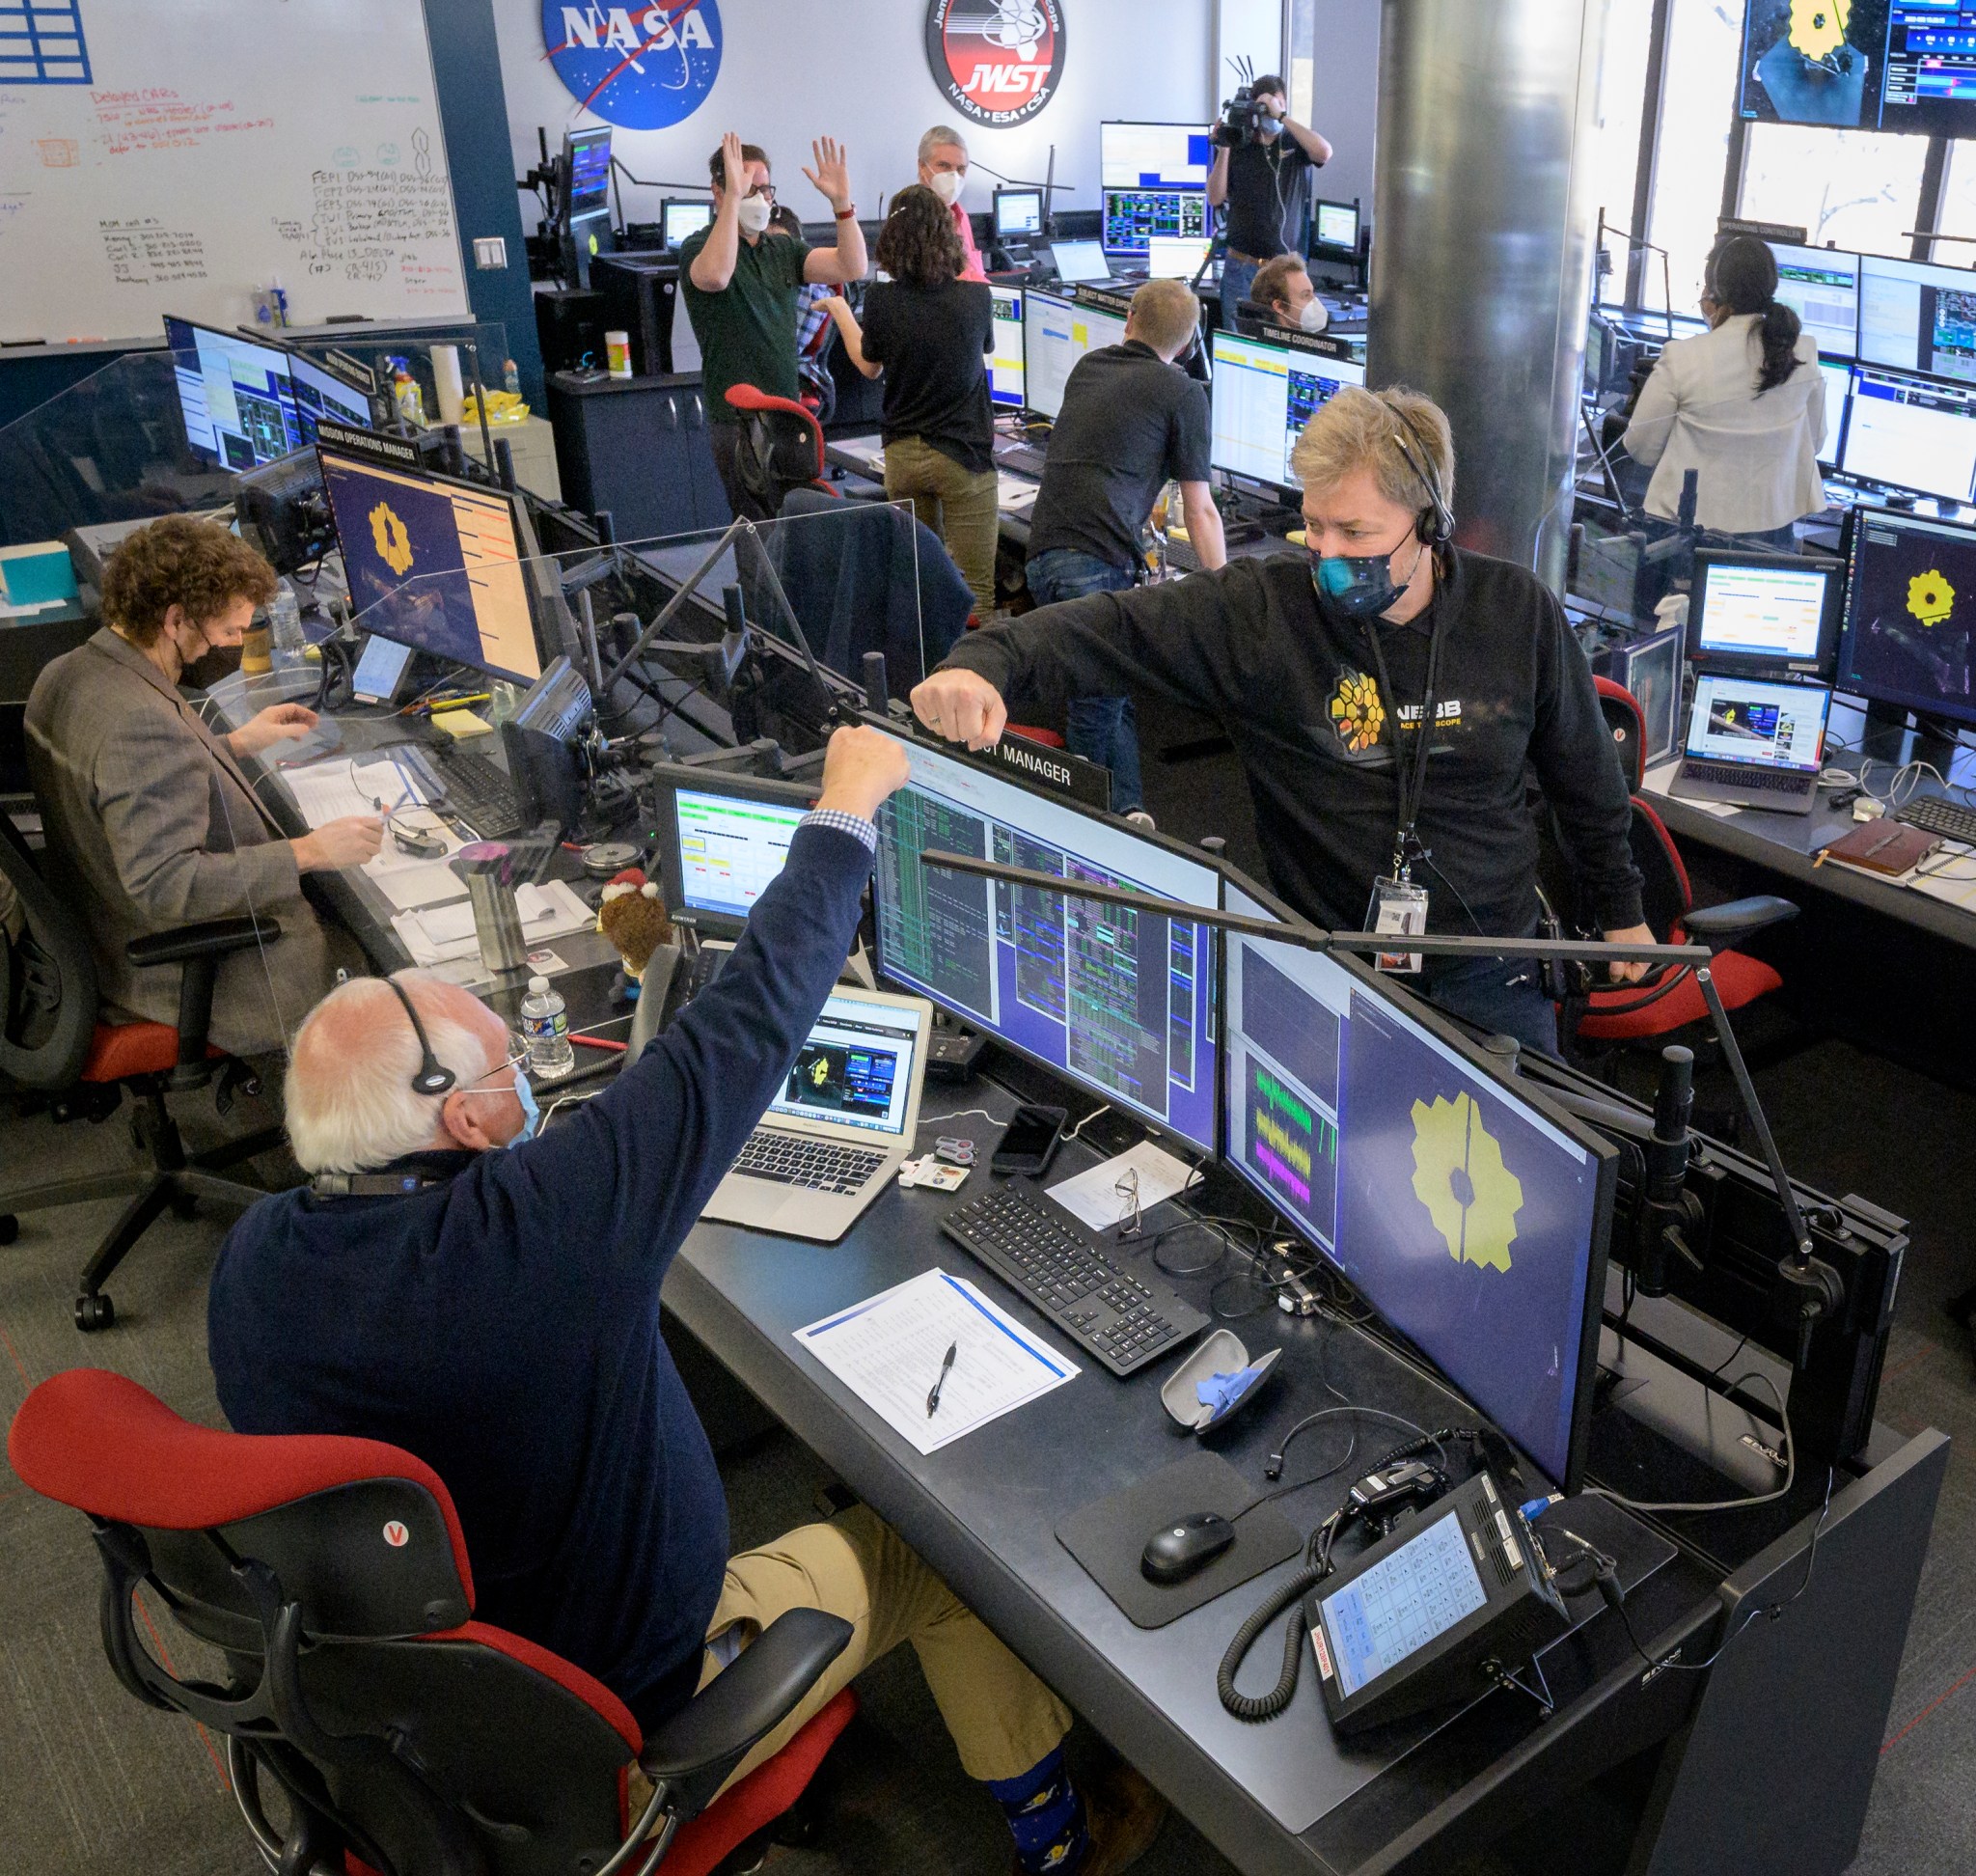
[926,1339,958,1417]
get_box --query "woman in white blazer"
[1622,235,1825,548]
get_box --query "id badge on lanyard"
[1370,875,1429,975]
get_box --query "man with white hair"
[206,723,1164,1876]
[918,124,987,282]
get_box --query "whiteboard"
[0,0,469,345]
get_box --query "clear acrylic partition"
[347,502,943,708]
[0,348,237,550]
[286,318,511,429]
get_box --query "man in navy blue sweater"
[207,726,1163,1876]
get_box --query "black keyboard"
[939,1177,1208,1378]
[999,442,1050,480]
[1683,761,1813,794]
[731,1130,887,1194]
[395,742,528,841]
[1897,794,1976,846]
[1163,534,1202,573]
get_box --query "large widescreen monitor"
[871,731,1221,1154]
[1222,878,1616,1490]
[1838,506,1976,730]
[1022,289,1128,421]
[1739,1,1976,136]
[1102,188,1211,259]
[1838,364,1976,503]
[1100,121,1213,191]
[1858,253,1976,379]
[1210,329,1365,490]
[164,317,299,470]
[988,286,1026,409]
[317,446,543,685]
[1770,242,1861,359]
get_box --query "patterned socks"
[986,1746,1091,1874]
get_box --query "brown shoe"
[1073,1761,1168,1876]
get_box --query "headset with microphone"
[309,977,459,1197]
[1384,395,1456,551]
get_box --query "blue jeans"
[1221,256,1260,328]
[1425,954,1558,1059]
[1025,549,1143,813]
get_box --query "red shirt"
[952,200,987,283]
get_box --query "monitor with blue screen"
[988,287,1026,408]
[164,317,298,470]
[1099,122,1213,191]
[1210,329,1366,491]
[995,188,1044,239]
[1222,878,1615,1490]
[663,199,714,249]
[872,731,1221,1155]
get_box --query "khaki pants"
[884,436,1001,616]
[635,1505,1072,1820]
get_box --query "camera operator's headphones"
[1383,394,1456,551]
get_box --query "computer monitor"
[1103,188,1210,259]
[1858,254,1976,380]
[1769,243,1861,360]
[1688,549,1846,677]
[163,316,296,470]
[1210,328,1366,491]
[283,351,373,445]
[650,764,815,934]
[1819,359,1854,469]
[564,127,613,218]
[1146,235,1211,280]
[988,287,1026,409]
[1837,507,1976,731]
[662,199,714,249]
[316,445,543,685]
[1838,365,1976,505]
[870,731,1221,1154]
[1738,1,1976,137]
[1022,290,1129,422]
[1222,877,1616,1490]
[1099,121,1213,191]
[994,187,1044,241]
[1049,240,1112,285]
[1311,199,1360,261]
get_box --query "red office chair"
[724,384,837,518]
[8,1368,859,1876]
[1595,675,1647,791]
[0,805,285,1332]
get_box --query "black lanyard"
[1362,608,1444,881]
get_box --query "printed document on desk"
[794,1268,1079,1454]
[284,755,434,829]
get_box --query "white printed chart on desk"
[0,0,468,345]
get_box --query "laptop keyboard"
[1684,761,1813,793]
[730,1130,887,1194]
[999,441,1050,479]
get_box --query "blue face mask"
[1309,535,1427,622]
[510,1069,539,1146]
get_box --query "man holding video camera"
[1207,74,1333,326]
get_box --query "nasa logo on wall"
[925,0,1066,128]
[541,3,723,130]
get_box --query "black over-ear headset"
[1384,395,1456,550]
[384,975,457,1097]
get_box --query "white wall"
[495,0,1216,235]
[1301,0,1381,219]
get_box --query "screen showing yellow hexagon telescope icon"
[1790,0,1850,63]
[1409,1090,1524,1273]
[1907,568,1956,628]
[369,501,416,579]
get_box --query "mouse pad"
[1056,1450,1303,1629]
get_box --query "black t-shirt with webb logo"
[940,546,1643,941]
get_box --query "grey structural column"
[1368,0,1607,592]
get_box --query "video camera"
[1211,57,1277,149]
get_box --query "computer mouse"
[1139,1510,1237,1585]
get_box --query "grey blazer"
[24,629,343,1056]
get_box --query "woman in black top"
[822,185,998,612]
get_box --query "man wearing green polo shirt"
[683,129,867,519]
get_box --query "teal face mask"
[510,1070,539,1145]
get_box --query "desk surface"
[663,1088,1726,1876]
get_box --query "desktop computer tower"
[535,290,608,375]
[589,255,680,377]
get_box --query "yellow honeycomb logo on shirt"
[1789,0,1850,63]
[369,502,415,579]
[1328,671,1386,755]
[1907,568,1955,627]
[1410,1091,1523,1274]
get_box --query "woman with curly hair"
[821,184,998,611]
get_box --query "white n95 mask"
[737,196,774,235]
[928,170,964,206]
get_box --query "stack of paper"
[794,1268,1078,1455]
[391,878,595,967]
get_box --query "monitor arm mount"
[918,851,1848,1374]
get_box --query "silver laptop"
[1669,674,1832,814]
[700,985,932,1243]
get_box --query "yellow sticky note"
[430,708,494,740]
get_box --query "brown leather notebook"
[1817,820,1939,878]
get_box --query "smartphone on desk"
[992,1104,1067,1178]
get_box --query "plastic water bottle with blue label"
[267,582,307,675]
[520,975,574,1080]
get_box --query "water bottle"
[519,975,575,1081]
[503,357,522,398]
[267,581,306,675]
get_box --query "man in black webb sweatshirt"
[914,386,1650,1057]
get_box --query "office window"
[1924,139,1976,258]
[1588,0,1656,305]
[1647,0,1747,315]
[1741,124,1928,259]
